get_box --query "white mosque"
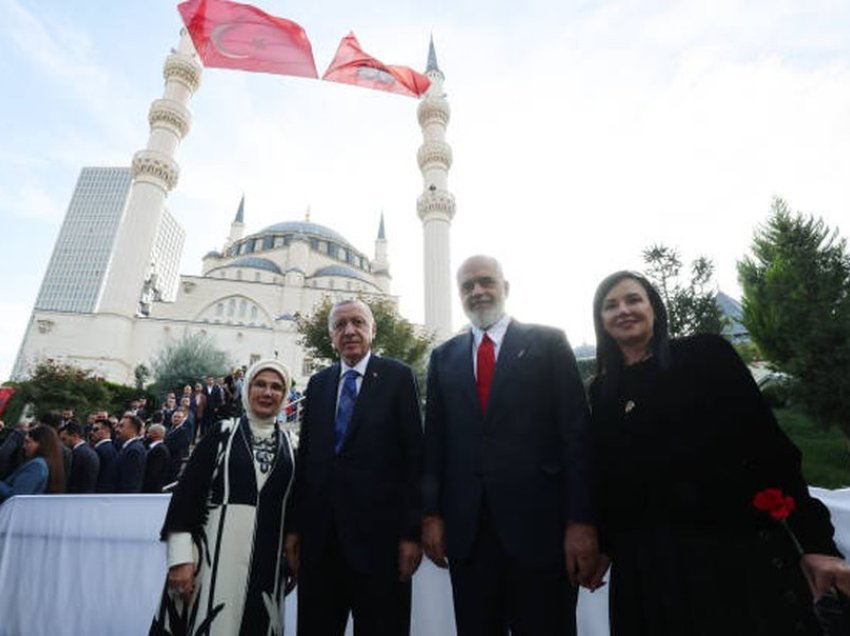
[12,30,455,389]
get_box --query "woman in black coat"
[589,270,850,635]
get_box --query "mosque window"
[318,240,328,253]
[236,270,243,280]
[251,305,258,320]
[216,303,223,316]
[328,243,338,258]
[274,236,284,248]
[254,272,261,282]
[339,248,348,262]
[245,242,255,254]
[239,299,247,317]
[255,239,263,251]
[263,236,274,250]
[240,243,248,255]
[310,238,319,250]
[228,299,235,316]
[302,357,314,376]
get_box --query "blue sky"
[3,0,850,381]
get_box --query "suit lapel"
[339,355,378,450]
[487,320,528,414]
[321,363,342,431]
[445,331,482,418]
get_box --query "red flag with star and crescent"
[177,0,318,78]
[322,32,430,98]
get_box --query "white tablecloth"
[0,488,846,635]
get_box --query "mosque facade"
[12,29,455,388]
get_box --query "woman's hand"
[801,553,850,599]
[167,563,195,603]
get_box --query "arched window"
[239,299,247,317]
[228,298,235,317]
[216,302,223,316]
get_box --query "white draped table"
[0,488,847,635]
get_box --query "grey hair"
[327,299,375,332]
[148,424,166,437]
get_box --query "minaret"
[373,212,391,293]
[98,30,202,316]
[224,195,246,251]
[417,37,455,342]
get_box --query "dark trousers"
[449,505,577,636]
[297,524,411,636]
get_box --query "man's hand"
[564,522,600,588]
[422,515,448,568]
[801,553,850,599]
[399,540,423,582]
[167,562,195,603]
[284,533,300,583]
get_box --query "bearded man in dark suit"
[422,255,600,636]
[285,299,423,636]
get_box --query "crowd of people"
[0,373,257,501]
[5,254,850,636]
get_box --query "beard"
[464,296,505,330]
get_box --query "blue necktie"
[334,370,359,453]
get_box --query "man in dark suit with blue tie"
[422,255,600,636]
[285,299,424,635]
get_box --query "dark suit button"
[771,557,785,569]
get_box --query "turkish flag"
[322,33,430,98]
[0,387,14,419]
[178,0,318,78]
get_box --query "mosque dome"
[311,264,374,284]
[258,221,350,246]
[221,256,282,274]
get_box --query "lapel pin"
[372,371,378,378]
[517,349,526,358]
[624,400,635,414]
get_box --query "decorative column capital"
[164,53,202,93]
[417,140,453,171]
[417,189,456,222]
[132,149,180,191]
[148,99,192,139]
[417,97,451,127]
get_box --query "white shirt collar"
[341,350,371,377]
[471,313,511,349]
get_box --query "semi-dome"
[221,256,282,274]
[312,264,374,284]
[258,221,350,246]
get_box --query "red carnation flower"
[753,487,796,521]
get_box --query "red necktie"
[476,333,495,412]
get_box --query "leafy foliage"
[296,296,433,375]
[148,332,233,398]
[738,198,850,434]
[2,360,146,425]
[642,244,724,337]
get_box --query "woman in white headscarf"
[151,359,295,636]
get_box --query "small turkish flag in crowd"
[0,387,15,419]
[177,0,318,78]
[322,32,431,98]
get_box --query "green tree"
[738,197,850,434]
[642,244,724,337]
[296,296,433,374]
[149,332,233,397]
[2,360,146,425]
